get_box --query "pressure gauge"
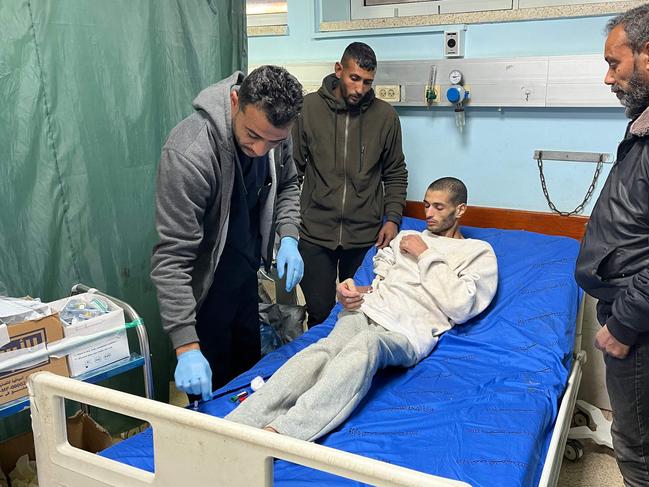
[449,69,463,85]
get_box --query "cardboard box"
[0,410,114,479]
[0,314,70,406]
[49,293,130,377]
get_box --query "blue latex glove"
[174,349,212,401]
[276,236,304,292]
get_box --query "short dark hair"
[341,42,377,71]
[607,4,649,53]
[239,65,303,127]
[427,177,468,206]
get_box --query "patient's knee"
[347,330,381,357]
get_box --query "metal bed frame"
[25,297,587,486]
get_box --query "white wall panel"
[253,54,619,108]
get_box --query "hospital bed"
[28,209,587,487]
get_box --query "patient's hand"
[399,234,428,258]
[336,278,367,310]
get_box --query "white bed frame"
[27,296,585,487]
[29,372,468,487]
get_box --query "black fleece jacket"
[575,105,649,346]
[292,74,408,250]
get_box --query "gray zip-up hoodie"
[151,71,301,349]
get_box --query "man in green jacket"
[292,42,408,327]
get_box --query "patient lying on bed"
[225,177,498,441]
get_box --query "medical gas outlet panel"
[259,54,620,108]
[373,56,617,108]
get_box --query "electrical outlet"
[375,84,401,103]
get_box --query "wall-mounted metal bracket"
[533,150,609,216]
[533,150,611,164]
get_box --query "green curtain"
[0,0,246,438]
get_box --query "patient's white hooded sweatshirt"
[360,230,498,361]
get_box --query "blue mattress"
[102,218,582,486]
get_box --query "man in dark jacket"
[575,5,649,485]
[151,66,304,402]
[292,42,408,327]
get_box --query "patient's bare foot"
[263,426,279,434]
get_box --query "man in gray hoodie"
[151,66,304,402]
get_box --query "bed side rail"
[29,372,470,487]
[537,350,587,487]
[537,293,588,486]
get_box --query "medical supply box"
[0,410,113,481]
[0,313,70,406]
[48,292,130,377]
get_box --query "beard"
[612,69,649,119]
[340,87,361,106]
[427,215,456,235]
[336,81,363,106]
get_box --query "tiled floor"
[558,440,623,486]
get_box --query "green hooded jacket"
[292,73,408,250]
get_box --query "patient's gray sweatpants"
[225,310,418,441]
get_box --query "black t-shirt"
[213,143,269,283]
